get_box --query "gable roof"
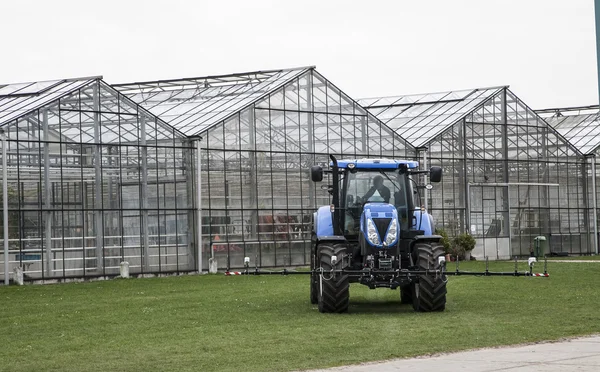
[536,105,600,155]
[358,87,505,147]
[0,77,100,127]
[113,67,313,137]
[0,76,190,146]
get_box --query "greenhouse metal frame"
[360,88,595,259]
[0,78,197,282]
[1,67,598,283]
[0,67,415,282]
[114,67,415,271]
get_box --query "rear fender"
[312,207,346,262]
[412,210,435,236]
[314,236,347,245]
[313,206,334,238]
[413,235,442,244]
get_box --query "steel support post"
[196,139,203,272]
[43,109,52,277]
[500,89,511,256]
[140,115,149,272]
[419,147,428,210]
[591,155,599,255]
[185,144,196,271]
[1,130,8,285]
[93,85,104,273]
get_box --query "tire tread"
[318,244,349,313]
[412,242,447,312]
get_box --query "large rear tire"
[317,244,349,313]
[412,242,447,312]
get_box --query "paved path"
[309,335,600,372]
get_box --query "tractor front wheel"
[412,242,447,312]
[317,243,349,313]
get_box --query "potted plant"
[451,233,476,261]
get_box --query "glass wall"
[426,89,590,258]
[3,71,596,284]
[197,70,415,270]
[538,106,600,255]
[0,80,196,282]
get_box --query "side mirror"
[430,166,442,183]
[310,165,323,182]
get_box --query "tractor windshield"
[343,170,412,235]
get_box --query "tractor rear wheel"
[317,243,349,313]
[412,242,447,312]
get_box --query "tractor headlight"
[367,219,381,245]
[384,219,397,246]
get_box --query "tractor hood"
[360,203,399,248]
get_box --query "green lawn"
[1,261,599,372]
[544,255,600,260]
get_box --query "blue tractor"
[309,155,446,313]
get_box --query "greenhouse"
[360,89,595,259]
[0,78,196,282]
[0,68,598,283]
[0,67,414,282]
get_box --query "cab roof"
[334,159,420,169]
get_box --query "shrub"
[435,228,451,255]
[451,233,476,260]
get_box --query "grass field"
[545,255,600,260]
[1,261,599,372]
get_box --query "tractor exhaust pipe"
[329,154,342,236]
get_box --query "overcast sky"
[0,0,596,109]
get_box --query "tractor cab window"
[343,170,411,235]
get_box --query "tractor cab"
[311,158,441,243]
[339,159,418,237]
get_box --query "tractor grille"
[372,218,391,242]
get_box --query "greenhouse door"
[468,184,511,260]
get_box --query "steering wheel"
[348,197,365,219]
